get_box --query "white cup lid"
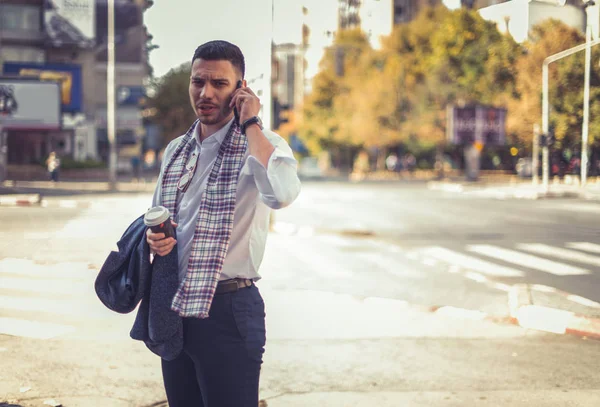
[144,206,171,227]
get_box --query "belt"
[215,278,253,295]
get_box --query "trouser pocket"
[232,286,266,361]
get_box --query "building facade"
[479,0,588,43]
[271,43,306,130]
[0,0,152,174]
[393,0,441,24]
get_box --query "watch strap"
[241,116,261,134]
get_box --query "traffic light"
[539,133,555,147]
[273,98,290,130]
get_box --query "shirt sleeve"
[244,130,301,209]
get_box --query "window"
[1,46,45,63]
[0,5,41,32]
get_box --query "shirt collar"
[194,118,235,146]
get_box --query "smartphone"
[233,80,242,125]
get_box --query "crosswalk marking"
[418,247,524,277]
[518,244,600,267]
[0,317,76,339]
[467,245,590,276]
[566,242,600,254]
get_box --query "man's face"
[189,59,240,126]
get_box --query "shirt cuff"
[245,147,299,205]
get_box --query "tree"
[508,19,600,150]
[147,62,195,145]
[377,7,519,146]
[300,28,373,156]
[299,6,521,169]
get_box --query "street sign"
[0,78,61,130]
[4,62,83,112]
[447,105,507,147]
[44,0,96,48]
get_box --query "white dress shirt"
[152,118,301,282]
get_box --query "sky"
[145,0,460,81]
[145,0,300,81]
[145,0,283,127]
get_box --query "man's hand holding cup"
[144,206,178,257]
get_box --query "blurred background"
[2,0,600,184]
[3,1,600,406]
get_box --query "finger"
[147,231,166,241]
[152,243,175,256]
[171,221,178,227]
[148,239,174,252]
[244,87,257,98]
[152,237,176,249]
[147,229,165,240]
[235,96,245,114]
[156,242,176,256]
[229,90,243,108]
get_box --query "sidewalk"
[428,178,600,200]
[509,284,600,339]
[263,390,600,407]
[0,179,157,202]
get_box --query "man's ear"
[242,79,247,87]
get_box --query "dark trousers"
[161,284,266,407]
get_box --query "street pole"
[582,9,592,187]
[0,127,6,183]
[542,36,600,192]
[542,64,550,192]
[533,123,540,185]
[107,0,117,190]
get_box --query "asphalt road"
[2,182,600,406]
[275,181,600,304]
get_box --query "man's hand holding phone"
[230,81,261,125]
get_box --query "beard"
[195,103,234,125]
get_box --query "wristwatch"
[241,115,263,134]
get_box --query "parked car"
[516,157,533,178]
[297,157,323,179]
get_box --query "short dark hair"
[192,40,245,78]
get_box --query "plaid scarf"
[161,119,248,318]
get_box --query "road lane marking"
[565,295,600,308]
[418,247,524,277]
[566,242,600,254]
[518,244,600,267]
[468,245,590,276]
[0,317,76,339]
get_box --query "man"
[46,151,60,182]
[147,40,301,407]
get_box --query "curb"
[427,181,589,200]
[274,224,600,338]
[0,194,41,206]
[508,284,600,339]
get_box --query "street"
[2,181,600,406]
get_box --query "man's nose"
[200,84,214,99]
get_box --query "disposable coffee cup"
[144,206,175,239]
